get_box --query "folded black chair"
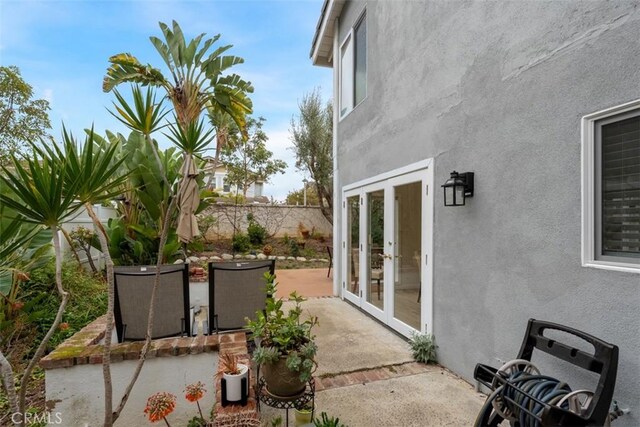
[208,260,275,333]
[113,264,190,343]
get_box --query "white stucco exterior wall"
[46,352,218,426]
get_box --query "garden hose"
[479,360,595,427]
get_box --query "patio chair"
[113,264,191,343]
[208,260,276,333]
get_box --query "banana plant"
[0,143,83,427]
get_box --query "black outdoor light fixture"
[441,171,474,206]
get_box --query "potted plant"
[294,401,315,425]
[246,272,318,397]
[217,352,249,403]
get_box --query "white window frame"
[338,7,367,120]
[581,98,640,274]
[339,33,353,118]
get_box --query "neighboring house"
[311,1,639,423]
[202,157,265,199]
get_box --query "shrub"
[288,240,301,258]
[409,332,438,364]
[17,261,107,351]
[232,233,251,253]
[247,220,267,246]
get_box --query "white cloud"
[43,89,53,103]
[263,126,304,201]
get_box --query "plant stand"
[256,375,315,426]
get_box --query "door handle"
[380,253,393,260]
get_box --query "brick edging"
[40,316,220,370]
[315,361,437,391]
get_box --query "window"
[339,10,366,118]
[354,13,367,105]
[582,101,640,272]
[339,35,353,116]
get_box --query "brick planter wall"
[41,317,258,426]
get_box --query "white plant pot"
[223,363,249,402]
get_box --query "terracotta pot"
[262,357,306,397]
[223,363,249,402]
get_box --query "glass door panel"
[346,195,360,298]
[392,182,422,330]
[366,190,385,310]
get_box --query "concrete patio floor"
[274,267,333,299]
[259,295,486,426]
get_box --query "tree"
[286,185,320,206]
[222,116,287,198]
[103,21,251,425]
[289,88,333,223]
[0,66,52,164]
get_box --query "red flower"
[59,322,70,331]
[185,382,206,402]
[144,392,176,423]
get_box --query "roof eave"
[310,0,345,67]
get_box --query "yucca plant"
[46,127,130,426]
[0,143,83,427]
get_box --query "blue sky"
[0,0,332,200]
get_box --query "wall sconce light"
[441,171,474,206]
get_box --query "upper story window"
[354,13,367,106]
[339,10,367,118]
[582,100,640,273]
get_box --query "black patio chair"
[208,260,276,333]
[113,264,190,343]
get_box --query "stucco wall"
[333,1,640,424]
[202,204,332,239]
[46,353,217,426]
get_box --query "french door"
[341,165,433,337]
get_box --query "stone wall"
[201,204,332,240]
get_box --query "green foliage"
[187,416,207,427]
[104,20,253,133]
[0,142,83,228]
[247,273,318,383]
[246,214,267,246]
[313,412,347,427]
[197,215,217,243]
[409,332,438,364]
[221,116,286,197]
[7,261,107,352]
[286,185,320,206]
[0,220,53,348]
[288,240,301,258]
[270,416,283,427]
[103,217,181,265]
[231,232,251,253]
[0,66,52,164]
[289,88,333,223]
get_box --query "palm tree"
[0,144,83,427]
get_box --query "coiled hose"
[476,360,594,427]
